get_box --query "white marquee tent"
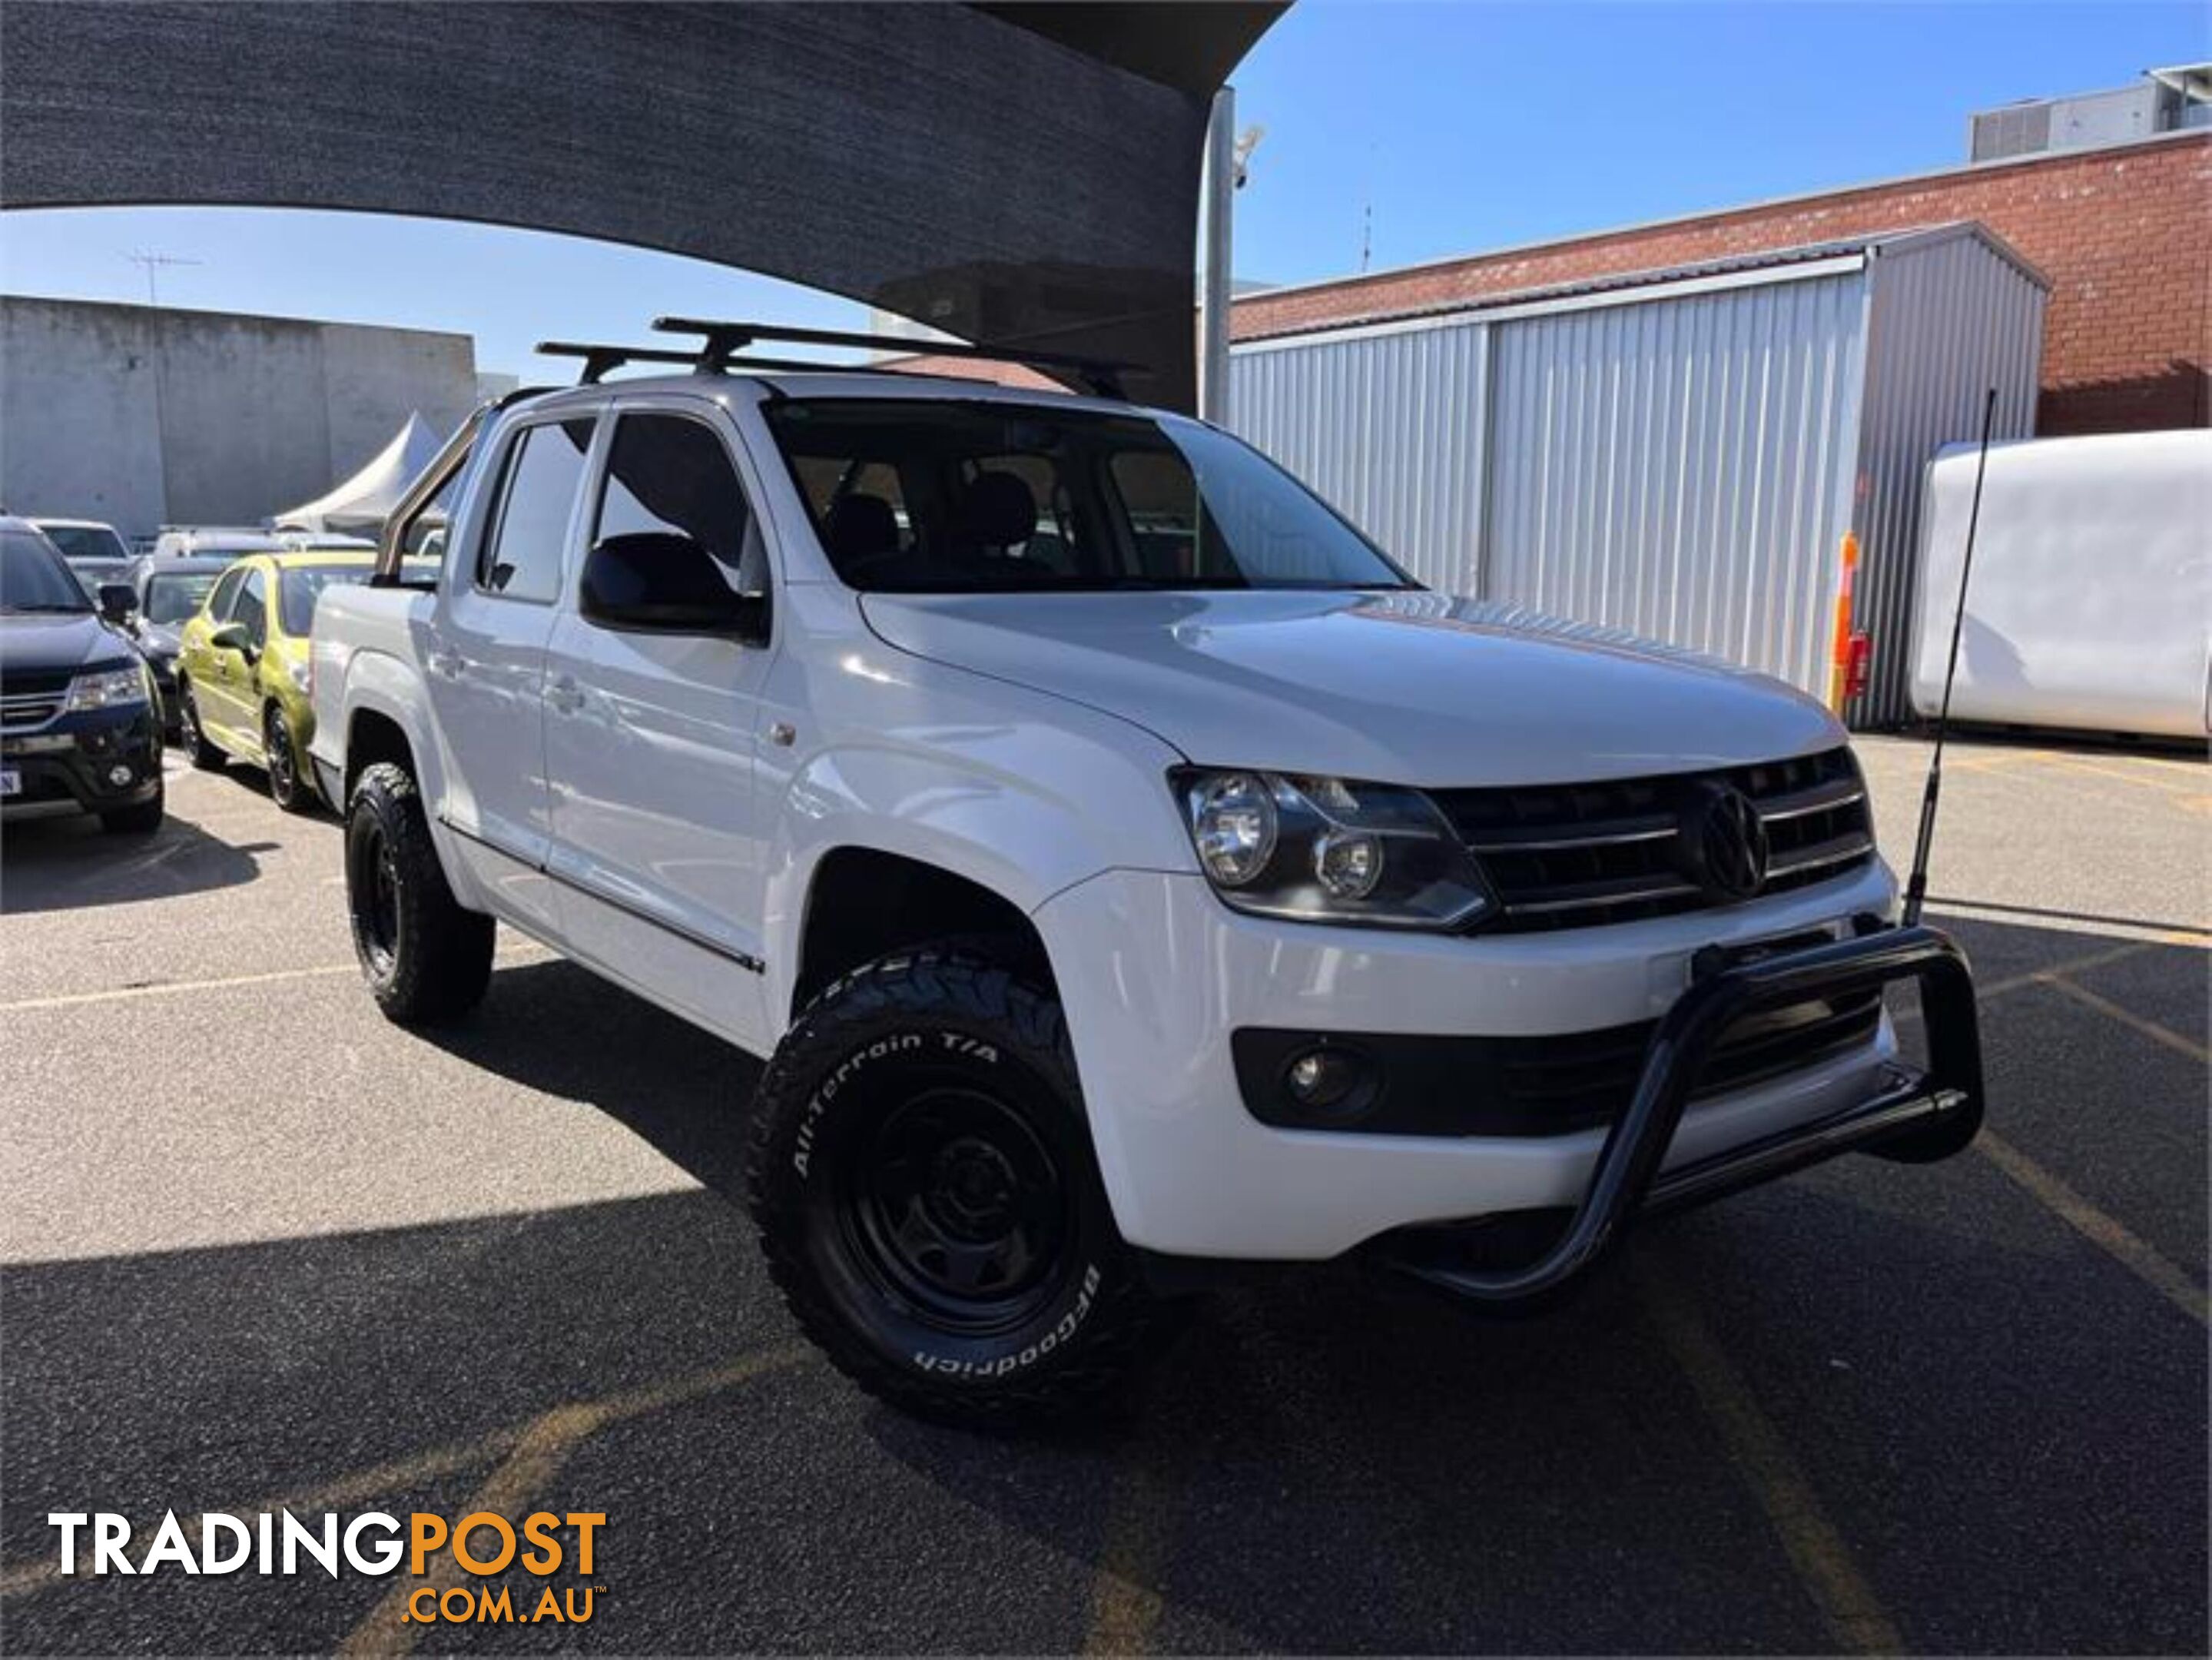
[274,413,443,535]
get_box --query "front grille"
[0,688,66,732]
[1495,990,1885,1134]
[1434,747,1875,932]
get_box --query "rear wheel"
[177,679,224,769]
[344,762,493,1024]
[264,703,310,813]
[746,949,1167,1428]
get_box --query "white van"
[1911,430,2211,739]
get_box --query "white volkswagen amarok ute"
[310,322,1983,1426]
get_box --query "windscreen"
[143,570,222,624]
[1,532,93,612]
[43,524,130,562]
[763,400,1415,595]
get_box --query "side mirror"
[210,620,254,658]
[97,583,137,625]
[580,533,768,642]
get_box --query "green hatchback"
[173,549,400,812]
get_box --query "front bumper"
[1,704,164,819]
[1377,924,1980,1308]
[1035,858,1978,1263]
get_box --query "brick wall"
[1232,133,2211,435]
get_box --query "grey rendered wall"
[1481,272,1871,702]
[1847,235,2045,725]
[0,298,475,537]
[1229,320,1490,590]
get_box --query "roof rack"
[653,317,1138,399]
[536,340,914,386]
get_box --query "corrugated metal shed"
[1229,224,2048,725]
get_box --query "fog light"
[108,764,134,787]
[1284,1046,1369,1117]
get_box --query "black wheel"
[264,703,310,813]
[344,762,494,1025]
[745,949,1168,1428]
[99,779,164,835]
[177,679,224,769]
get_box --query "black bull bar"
[1386,924,1984,1308]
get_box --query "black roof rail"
[535,339,1007,389]
[651,317,1139,400]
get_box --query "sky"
[2,1,2203,380]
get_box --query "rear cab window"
[476,418,597,603]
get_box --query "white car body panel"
[859,589,1843,786]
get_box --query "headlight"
[66,665,151,712]
[1176,769,1494,930]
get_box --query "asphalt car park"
[1,735,2204,1655]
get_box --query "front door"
[423,413,599,936]
[204,563,267,748]
[542,405,775,1048]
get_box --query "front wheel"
[99,779,164,835]
[344,762,493,1025]
[745,950,1168,1428]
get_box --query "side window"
[206,565,246,622]
[593,413,766,595]
[1109,450,1223,580]
[233,568,269,649]
[477,419,595,603]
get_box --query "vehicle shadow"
[0,811,272,915]
[429,957,764,1196]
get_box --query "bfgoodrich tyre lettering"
[745,949,1169,1427]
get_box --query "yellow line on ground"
[1976,1131,2208,1326]
[2027,751,2212,802]
[2038,974,2210,1065]
[1083,1445,1171,1658]
[0,948,552,1014]
[1638,1267,1904,1655]
[1975,941,2151,999]
[0,963,362,1012]
[0,1346,811,1607]
[337,1402,607,1660]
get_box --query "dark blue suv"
[0,519,164,834]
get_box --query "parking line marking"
[1083,1448,1170,1657]
[2038,974,2209,1065]
[1977,1131,2207,1326]
[337,1403,606,1659]
[2028,752,2212,803]
[0,948,552,1013]
[0,1346,811,1607]
[1640,1269,1904,1655]
[0,963,361,1011]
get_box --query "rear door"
[542,401,776,1047]
[423,411,599,935]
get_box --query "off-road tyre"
[177,679,224,769]
[99,779,164,835]
[745,949,1166,1429]
[264,703,312,814]
[345,761,493,1025]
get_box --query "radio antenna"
[1902,386,1998,928]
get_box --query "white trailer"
[1910,430,2211,740]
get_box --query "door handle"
[545,673,585,715]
